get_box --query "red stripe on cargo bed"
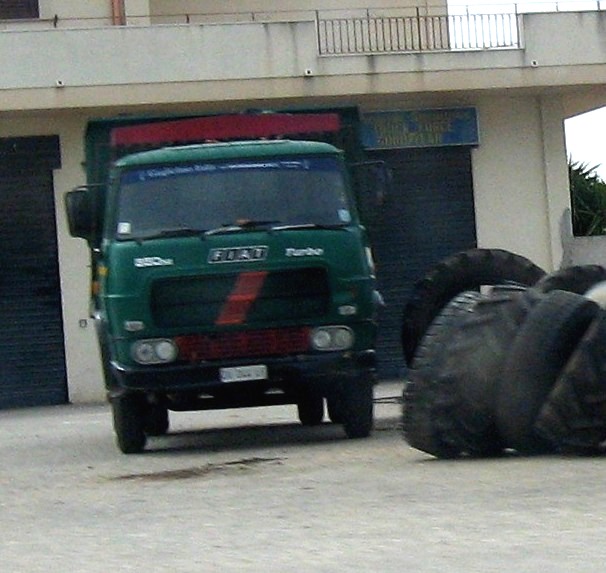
[216,271,268,326]
[110,113,341,147]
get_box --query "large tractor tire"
[433,289,541,457]
[496,290,600,455]
[533,264,606,295]
[535,310,606,454]
[401,248,545,366]
[403,291,484,458]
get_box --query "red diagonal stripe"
[216,271,268,326]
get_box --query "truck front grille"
[175,327,310,361]
[151,267,329,328]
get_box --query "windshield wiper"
[127,227,207,241]
[204,220,280,236]
[127,221,345,241]
[270,223,347,231]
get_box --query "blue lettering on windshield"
[121,157,337,184]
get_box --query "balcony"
[1,4,605,113]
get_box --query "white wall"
[31,0,447,26]
[39,0,112,25]
[2,11,606,116]
[472,95,570,271]
[148,0,447,18]
[0,113,105,403]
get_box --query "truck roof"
[114,139,342,168]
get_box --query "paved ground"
[2,381,606,573]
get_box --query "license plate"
[219,365,268,383]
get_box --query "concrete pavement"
[2,381,606,572]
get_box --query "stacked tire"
[402,252,606,458]
[535,312,606,453]
[403,290,485,459]
[495,289,600,454]
[401,248,546,366]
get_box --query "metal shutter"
[0,137,67,408]
[0,0,39,19]
[366,146,477,378]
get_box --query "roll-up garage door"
[366,146,477,378]
[0,136,67,408]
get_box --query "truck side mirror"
[349,160,392,223]
[369,161,391,206]
[65,187,96,242]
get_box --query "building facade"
[1,0,605,406]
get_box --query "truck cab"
[66,124,383,453]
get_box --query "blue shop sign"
[361,108,479,149]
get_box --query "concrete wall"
[39,0,111,21]
[560,209,606,268]
[148,0,447,20]
[0,113,102,402]
[473,97,547,267]
[2,11,605,114]
[471,95,569,271]
[9,0,447,26]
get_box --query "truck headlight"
[310,326,354,351]
[131,339,178,365]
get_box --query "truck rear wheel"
[144,403,170,436]
[297,392,325,426]
[326,396,345,424]
[111,393,147,454]
[341,374,374,439]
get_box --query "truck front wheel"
[341,375,374,439]
[111,393,147,454]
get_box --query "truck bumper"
[108,350,376,409]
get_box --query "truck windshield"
[114,156,352,239]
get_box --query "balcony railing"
[317,12,522,54]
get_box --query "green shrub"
[569,159,606,236]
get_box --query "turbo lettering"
[285,248,324,257]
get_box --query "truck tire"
[535,310,606,454]
[341,374,374,439]
[434,289,541,457]
[533,264,606,295]
[496,290,600,454]
[297,392,325,426]
[402,291,484,458]
[144,403,170,436]
[111,393,147,454]
[326,396,344,424]
[401,248,545,365]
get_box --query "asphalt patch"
[110,456,285,482]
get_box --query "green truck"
[65,113,385,453]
